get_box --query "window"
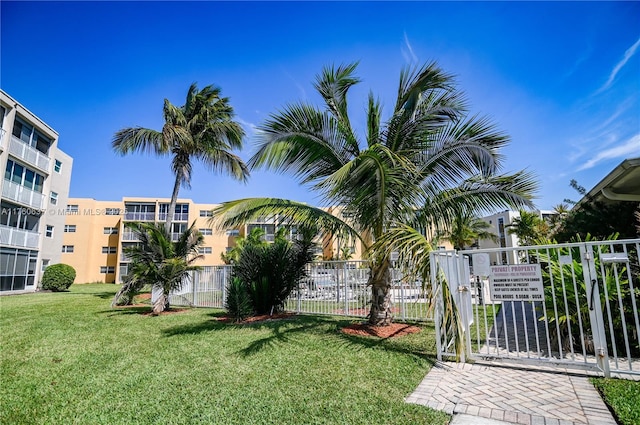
[64,225,76,233]
[199,210,212,217]
[66,204,79,213]
[199,228,213,236]
[50,192,58,205]
[54,160,62,173]
[41,259,50,272]
[102,246,117,254]
[62,245,74,253]
[199,247,213,254]
[45,225,54,238]
[11,117,51,154]
[100,266,115,274]
[103,227,118,234]
[4,160,44,193]
[105,208,121,215]
[225,229,240,236]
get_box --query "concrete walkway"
[406,362,616,425]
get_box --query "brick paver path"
[406,362,616,425]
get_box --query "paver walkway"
[406,362,616,425]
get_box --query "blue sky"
[1,1,639,211]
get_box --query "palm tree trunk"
[368,259,394,325]
[165,170,183,233]
[152,292,170,315]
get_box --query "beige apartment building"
[0,90,73,292]
[62,197,236,283]
[62,198,373,284]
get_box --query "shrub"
[41,264,76,291]
[225,277,254,321]
[232,238,313,315]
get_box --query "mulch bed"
[341,323,421,339]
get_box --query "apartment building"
[62,197,234,283]
[0,90,73,292]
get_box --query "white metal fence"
[431,239,640,379]
[169,260,434,322]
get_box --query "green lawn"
[0,284,448,425]
[592,378,640,425]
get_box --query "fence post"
[400,278,406,321]
[221,267,227,309]
[343,264,348,315]
[192,270,198,307]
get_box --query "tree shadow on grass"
[335,328,438,364]
[97,306,154,316]
[92,291,117,300]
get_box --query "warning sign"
[489,264,544,301]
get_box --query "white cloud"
[596,37,640,93]
[577,133,640,170]
[237,117,258,136]
[401,32,418,64]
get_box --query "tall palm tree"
[112,83,249,230]
[441,209,498,250]
[114,221,204,314]
[211,62,537,325]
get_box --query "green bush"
[232,238,313,315]
[225,277,254,321]
[41,264,76,292]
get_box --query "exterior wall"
[62,199,122,283]
[63,197,232,284]
[40,149,73,270]
[0,89,72,292]
[478,210,521,264]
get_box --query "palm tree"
[220,227,267,264]
[441,209,498,250]
[211,62,537,325]
[112,83,249,230]
[114,222,204,314]
[507,210,549,246]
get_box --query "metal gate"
[431,239,640,378]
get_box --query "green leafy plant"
[535,234,639,356]
[41,264,76,291]
[225,277,254,322]
[232,238,313,315]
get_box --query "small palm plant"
[112,222,204,314]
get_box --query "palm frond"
[251,103,350,184]
[112,127,166,155]
[209,198,363,247]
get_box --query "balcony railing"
[0,225,40,249]
[158,212,189,222]
[9,136,50,172]
[124,212,156,221]
[2,180,46,210]
[121,231,139,241]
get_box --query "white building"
[0,90,73,292]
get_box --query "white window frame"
[199,247,212,254]
[199,228,213,235]
[199,210,213,217]
[102,246,117,254]
[45,225,54,238]
[64,225,76,233]
[50,191,58,205]
[103,227,118,234]
[62,245,74,253]
[54,160,62,173]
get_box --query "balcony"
[0,225,40,249]
[158,212,189,222]
[124,212,156,221]
[121,231,139,242]
[9,136,50,173]
[2,180,46,210]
